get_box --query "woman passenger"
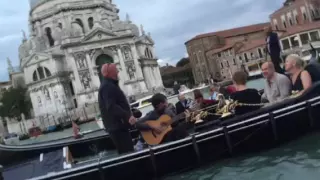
[230,71,261,115]
[285,54,312,93]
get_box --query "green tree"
[176,57,190,67]
[0,87,32,120]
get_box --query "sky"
[0,0,284,81]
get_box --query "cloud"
[0,34,20,44]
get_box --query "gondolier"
[265,26,284,74]
[98,63,136,154]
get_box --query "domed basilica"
[14,0,163,117]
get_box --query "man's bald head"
[261,61,275,80]
[101,63,118,80]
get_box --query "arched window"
[88,17,94,29]
[33,71,38,81]
[45,27,55,47]
[45,67,51,77]
[75,18,85,33]
[145,48,153,59]
[32,66,52,82]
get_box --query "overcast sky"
[0,0,283,81]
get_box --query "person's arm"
[135,113,153,131]
[275,76,292,101]
[102,86,131,123]
[301,70,312,91]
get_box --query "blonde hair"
[286,54,305,68]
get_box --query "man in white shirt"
[261,62,292,103]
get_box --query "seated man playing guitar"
[132,93,190,145]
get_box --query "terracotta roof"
[186,22,270,44]
[238,38,266,53]
[280,21,320,38]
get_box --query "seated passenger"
[285,54,312,93]
[261,61,292,103]
[175,93,193,115]
[209,86,218,100]
[193,89,217,109]
[134,93,189,144]
[230,71,261,115]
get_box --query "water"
[165,132,320,180]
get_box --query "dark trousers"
[270,53,284,74]
[109,130,134,154]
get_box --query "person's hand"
[128,116,136,125]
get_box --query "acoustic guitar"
[140,112,199,145]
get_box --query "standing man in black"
[98,63,136,154]
[265,26,284,74]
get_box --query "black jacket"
[98,78,131,132]
[305,63,320,83]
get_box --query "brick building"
[270,0,320,59]
[186,0,320,83]
[186,23,270,83]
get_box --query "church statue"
[43,88,51,100]
[7,57,13,72]
[123,47,133,60]
[140,24,145,35]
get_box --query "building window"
[281,15,287,29]
[221,62,224,69]
[258,48,263,58]
[88,17,94,29]
[290,36,299,47]
[300,33,309,44]
[301,6,307,21]
[283,21,287,28]
[244,53,249,62]
[226,61,230,67]
[32,67,52,82]
[145,47,153,58]
[281,39,290,50]
[218,53,221,58]
[293,10,298,24]
[75,18,85,33]
[310,31,320,41]
[33,71,38,81]
[45,27,54,47]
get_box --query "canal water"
[165,132,320,180]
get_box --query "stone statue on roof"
[7,57,13,72]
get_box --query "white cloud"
[0,34,20,44]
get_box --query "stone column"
[155,66,163,87]
[85,53,99,88]
[67,53,82,91]
[143,66,151,89]
[130,43,143,79]
[117,47,129,81]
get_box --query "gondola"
[2,82,320,180]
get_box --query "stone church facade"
[16,0,163,117]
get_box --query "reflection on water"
[165,133,320,180]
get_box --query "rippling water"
[165,133,320,180]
